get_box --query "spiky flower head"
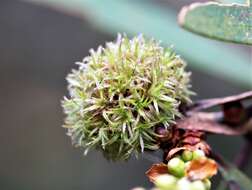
[62,34,192,160]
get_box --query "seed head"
[62,34,192,160]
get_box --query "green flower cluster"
[155,150,212,190]
[62,34,192,160]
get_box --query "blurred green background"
[0,0,251,190]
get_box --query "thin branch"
[176,108,252,136]
[188,91,252,112]
[235,134,252,170]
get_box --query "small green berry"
[131,187,146,190]
[191,181,206,190]
[177,178,191,190]
[167,157,185,178]
[185,161,191,170]
[192,150,205,160]
[154,174,177,190]
[175,155,182,160]
[182,150,193,162]
[203,179,211,190]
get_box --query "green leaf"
[218,159,252,190]
[179,1,252,45]
[20,0,252,88]
[217,0,246,3]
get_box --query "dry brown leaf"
[166,142,211,160]
[166,147,187,160]
[176,112,247,135]
[145,163,168,182]
[190,91,252,112]
[186,157,218,180]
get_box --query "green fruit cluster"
[154,174,211,190]
[62,34,192,160]
[167,150,205,178]
[154,150,211,190]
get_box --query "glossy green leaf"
[218,159,252,190]
[20,0,252,88]
[179,1,252,45]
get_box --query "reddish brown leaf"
[190,91,252,112]
[146,163,168,182]
[187,142,211,156]
[155,126,173,142]
[166,147,187,160]
[176,112,247,135]
[186,157,218,180]
[244,118,252,132]
[166,142,211,160]
[182,136,201,145]
[222,101,246,125]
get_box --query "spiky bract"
[62,34,191,160]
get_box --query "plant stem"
[235,106,252,169]
[234,138,252,170]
